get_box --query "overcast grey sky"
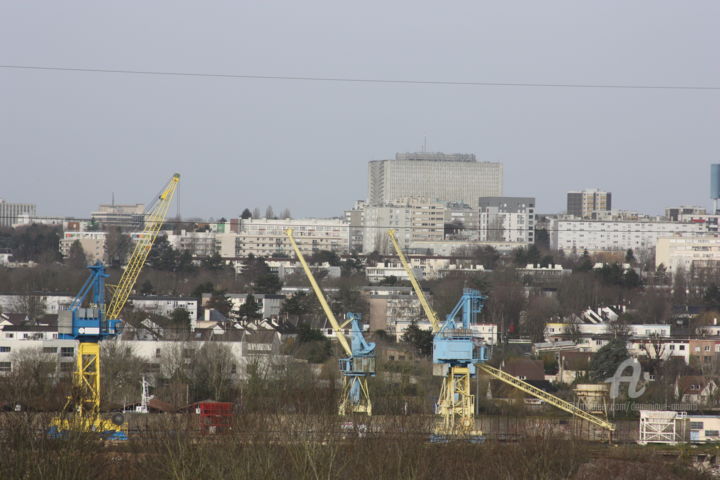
[2,1,718,220]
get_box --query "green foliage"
[704,283,720,306]
[235,293,262,321]
[170,308,192,331]
[574,250,593,272]
[330,284,368,318]
[378,275,398,286]
[192,281,215,299]
[206,291,233,316]
[200,252,227,271]
[66,240,87,269]
[513,245,541,266]
[401,322,433,357]
[594,263,642,289]
[308,250,341,267]
[280,291,315,317]
[534,228,550,250]
[254,273,282,294]
[140,280,155,295]
[0,224,62,263]
[295,324,332,363]
[240,208,252,219]
[589,339,629,382]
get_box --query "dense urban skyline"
[2,1,719,220]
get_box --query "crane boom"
[478,363,615,432]
[285,228,351,356]
[106,174,180,320]
[387,229,441,333]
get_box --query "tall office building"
[368,152,502,206]
[0,200,36,227]
[566,189,611,218]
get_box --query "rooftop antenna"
[422,136,428,153]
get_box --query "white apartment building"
[656,236,720,274]
[361,198,446,254]
[165,230,217,257]
[366,259,486,283]
[368,152,502,206]
[235,218,349,257]
[0,200,36,228]
[549,218,708,253]
[479,197,535,244]
[127,295,198,326]
[59,231,107,263]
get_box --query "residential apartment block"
[59,231,107,263]
[566,189,611,219]
[479,196,535,244]
[235,218,350,257]
[656,236,720,274]
[549,218,707,253]
[368,152,502,206]
[360,197,446,254]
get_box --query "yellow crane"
[386,229,614,438]
[52,174,180,439]
[285,228,375,415]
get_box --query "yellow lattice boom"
[106,174,180,320]
[478,363,615,432]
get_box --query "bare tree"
[265,205,275,220]
[12,293,46,323]
[100,341,146,408]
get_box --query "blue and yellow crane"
[387,229,615,439]
[286,228,375,415]
[51,174,180,438]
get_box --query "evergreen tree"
[236,294,263,322]
[67,240,87,269]
[402,322,433,357]
[241,208,253,219]
[589,339,629,382]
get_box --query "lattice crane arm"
[478,363,615,432]
[106,174,180,320]
[285,228,352,356]
[387,229,442,333]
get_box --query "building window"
[0,362,10,372]
[60,347,74,357]
[690,422,704,430]
[0,346,10,353]
[680,345,686,351]
[43,347,57,354]
[705,346,711,352]
[706,430,720,437]
[155,348,161,358]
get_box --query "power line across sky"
[2,65,720,92]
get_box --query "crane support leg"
[340,375,372,416]
[436,366,476,436]
[76,342,101,417]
